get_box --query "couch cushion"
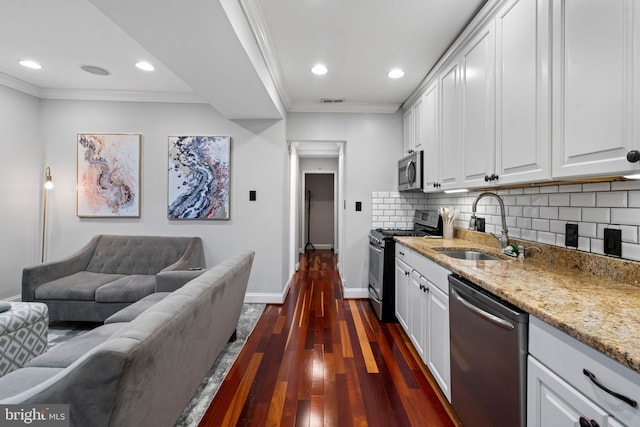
[34,272,125,301]
[26,323,127,369]
[85,235,194,275]
[0,367,64,399]
[104,292,171,324]
[94,275,155,303]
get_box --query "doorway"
[288,141,345,280]
[303,172,335,251]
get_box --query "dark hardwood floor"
[200,250,460,426]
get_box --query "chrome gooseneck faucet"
[469,191,509,250]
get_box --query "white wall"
[287,112,403,294]
[38,99,289,301]
[0,85,42,299]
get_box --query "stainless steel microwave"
[398,151,423,191]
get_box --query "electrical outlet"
[249,190,256,201]
[355,201,362,212]
[476,217,486,232]
[604,228,622,257]
[565,223,578,247]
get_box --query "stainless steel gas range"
[368,210,443,322]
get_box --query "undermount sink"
[434,249,503,261]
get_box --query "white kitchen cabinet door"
[495,0,551,185]
[409,270,427,361]
[426,283,450,402]
[439,60,462,191]
[403,108,414,156]
[528,356,615,427]
[394,257,410,332]
[552,0,640,178]
[412,96,425,153]
[423,81,440,192]
[461,23,496,188]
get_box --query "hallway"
[200,250,458,426]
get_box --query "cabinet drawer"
[410,253,451,294]
[530,316,640,426]
[395,244,414,265]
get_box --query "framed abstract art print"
[168,135,230,220]
[77,133,141,218]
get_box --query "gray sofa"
[22,235,206,322]
[0,250,255,427]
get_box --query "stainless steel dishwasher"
[449,274,528,427]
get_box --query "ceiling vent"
[320,98,345,103]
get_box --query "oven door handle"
[451,288,514,330]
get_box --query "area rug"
[46,303,266,427]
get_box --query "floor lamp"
[41,166,53,263]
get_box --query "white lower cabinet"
[528,316,640,426]
[394,256,411,332]
[395,244,451,402]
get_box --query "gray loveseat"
[22,235,206,322]
[0,250,255,427]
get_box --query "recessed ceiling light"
[18,60,42,70]
[135,61,155,71]
[81,65,110,76]
[387,69,405,79]
[311,64,328,75]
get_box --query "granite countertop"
[395,230,640,374]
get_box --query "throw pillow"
[0,301,10,313]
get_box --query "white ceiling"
[0,0,486,119]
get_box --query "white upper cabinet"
[552,0,640,178]
[461,23,496,188]
[412,95,425,153]
[423,81,441,192]
[402,108,414,156]
[495,0,551,185]
[439,60,463,191]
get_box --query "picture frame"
[168,135,230,220]
[77,133,141,218]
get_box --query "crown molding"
[239,0,291,111]
[40,88,206,104]
[0,72,41,98]
[288,101,401,114]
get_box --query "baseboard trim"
[245,275,293,304]
[2,294,21,302]
[342,287,368,299]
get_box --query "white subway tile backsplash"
[550,220,566,233]
[559,207,582,221]
[629,191,640,207]
[611,208,640,225]
[537,231,556,245]
[531,194,549,206]
[578,237,591,252]
[539,207,559,220]
[540,185,559,193]
[559,184,583,193]
[376,179,640,263]
[622,242,640,262]
[583,182,611,192]
[582,208,611,223]
[578,222,597,238]
[596,191,627,208]
[532,218,550,232]
[612,180,640,190]
[549,193,570,206]
[570,192,596,207]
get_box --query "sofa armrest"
[155,269,206,292]
[21,236,101,301]
[160,237,205,272]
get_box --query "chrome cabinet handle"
[582,369,638,408]
[451,288,514,330]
